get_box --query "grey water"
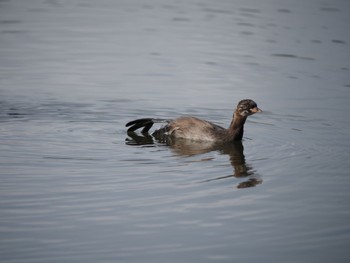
[1,0,350,262]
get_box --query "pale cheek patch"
[240,110,249,116]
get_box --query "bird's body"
[153,116,226,141]
[126,99,261,143]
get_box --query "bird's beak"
[251,107,262,113]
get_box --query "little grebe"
[126,99,262,142]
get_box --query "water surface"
[1,0,350,262]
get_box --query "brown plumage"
[126,99,262,143]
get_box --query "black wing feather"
[125,118,154,133]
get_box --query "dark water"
[1,0,350,262]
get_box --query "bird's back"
[156,116,226,141]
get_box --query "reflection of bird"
[126,99,262,143]
[126,132,262,189]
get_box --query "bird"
[126,99,262,143]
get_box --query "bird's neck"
[227,112,247,142]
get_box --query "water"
[1,0,350,262]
